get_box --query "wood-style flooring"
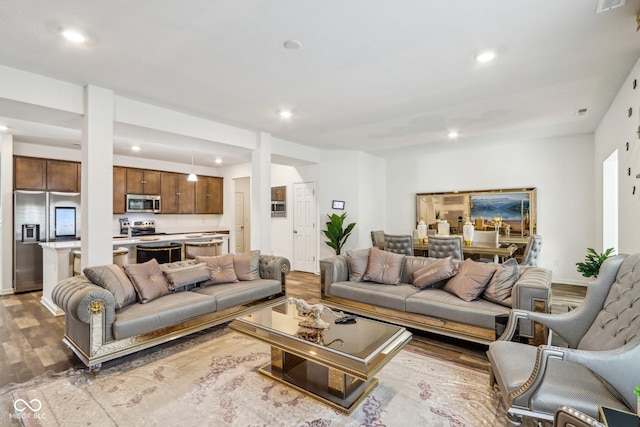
[0,271,586,389]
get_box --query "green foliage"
[322,212,356,255]
[635,386,640,397]
[576,248,615,278]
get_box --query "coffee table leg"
[328,367,357,399]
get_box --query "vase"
[417,218,427,243]
[463,219,475,246]
[437,220,450,236]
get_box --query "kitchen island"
[39,232,230,316]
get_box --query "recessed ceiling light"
[283,40,302,50]
[475,51,496,63]
[62,29,86,44]
[215,158,222,164]
[279,110,293,119]
[131,145,141,152]
[0,125,8,132]
[448,131,459,139]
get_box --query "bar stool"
[184,239,224,259]
[136,242,183,264]
[72,247,130,276]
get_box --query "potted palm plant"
[323,212,356,255]
[576,247,614,278]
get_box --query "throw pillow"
[345,248,370,282]
[483,258,519,307]
[162,262,211,290]
[233,250,260,281]
[123,259,171,304]
[83,264,137,309]
[363,247,404,285]
[196,253,239,285]
[443,259,497,302]
[411,257,456,289]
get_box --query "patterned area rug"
[3,328,527,426]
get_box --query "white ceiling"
[0,0,639,166]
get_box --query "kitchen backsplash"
[112,213,228,235]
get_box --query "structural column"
[0,134,14,294]
[81,85,114,269]
[251,132,272,253]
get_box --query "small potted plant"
[322,212,356,255]
[576,248,614,278]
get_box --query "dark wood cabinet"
[196,176,223,214]
[271,186,286,201]
[46,159,79,192]
[14,156,47,190]
[126,168,160,195]
[160,172,195,214]
[113,167,127,214]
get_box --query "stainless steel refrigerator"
[13,190,81,293]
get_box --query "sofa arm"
[52,276,116,324]
[511,266,552,337]
[319,256,348,295]
[259,255,290,283]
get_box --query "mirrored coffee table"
[229,302,412,414]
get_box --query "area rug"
[5,330,524,426]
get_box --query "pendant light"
[187,151,198,182]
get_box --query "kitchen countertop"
[40,232,229,250]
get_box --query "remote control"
[335,315,357,324]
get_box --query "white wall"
[595,57,640,256]
[384,134,595,284]
[271,164,302,262]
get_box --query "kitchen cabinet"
[14,156,46,190]
[160,172,195,214]
[196,176,223,214]
[271,186,286,201]
[113,167,127,214]
[46,159,79,192]
[126,168,160,195]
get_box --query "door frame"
[292,180,317,273]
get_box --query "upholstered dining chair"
[383,234,414,255]
[472,230,499,263]
[487,253,640,425]
[520,234,542,266]
[370,230,385,250]
[427,235,463,261]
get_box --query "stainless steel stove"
[119,219,164,236]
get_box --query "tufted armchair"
[520,234,542,266]
[383,234,414,255]
[370,230,385,250]
[487,253,640,424]
[427,235,463,260]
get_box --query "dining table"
[413,236,519,260]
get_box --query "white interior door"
[293,182,316,272]
[234,192,245,253]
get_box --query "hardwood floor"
[0,271,585,389]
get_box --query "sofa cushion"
[412,257,456,289]
[345,248,370,282]
[327,281,420,311]
[483,258,519,307]
[112,291,217,340]
[83,264,137,309]
[233,250,260,281]
[162,262,210,291]
[124,259,171,304]
[363,247,404,285]
[443,259,496,302]
[197,253,239,285]
[195,279,282,310]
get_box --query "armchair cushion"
[83,264,137,309]
[345,248,370,282]
[444,259,496,301]
[482,258,519,307]
[363,247,404,285]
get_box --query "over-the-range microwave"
[126,194,161,213]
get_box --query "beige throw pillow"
[443,259,497,302]
[411,257,456,289]
[483,258,519,307]
[162,262,211,290]
[123,259,171,304]
[233,250,260,281]
[84,264,137,309]
[197,254,239,285]
[363,247,404,285]
[345,248,370,282]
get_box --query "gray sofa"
[53,254,290,369]
[320,253,551,344]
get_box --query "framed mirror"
[416,188,536,238]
